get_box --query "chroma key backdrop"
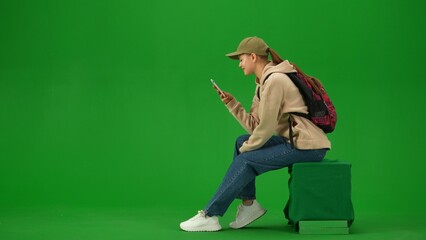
[1,0,426,239]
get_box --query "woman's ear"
[250,53,257,62]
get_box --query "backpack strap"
[289,112,311,120]
[288,116,295,149]
[263,72,312,149]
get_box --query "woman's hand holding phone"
[211,79,233,104]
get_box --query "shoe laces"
[197,210,207,217]
[235,204,243,218]
[188,210,207,221]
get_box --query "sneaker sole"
[229,209,267,229]
[180,226,222,232]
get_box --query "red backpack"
[287,63,337,133]
[265,63,337,147]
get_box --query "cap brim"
[225,52,241,60]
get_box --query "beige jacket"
[226,60,331,152]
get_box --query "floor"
[0,206,425,240]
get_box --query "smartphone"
[210,79,226,97]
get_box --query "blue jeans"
[204,134,327,217]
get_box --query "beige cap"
[226,36,269,60]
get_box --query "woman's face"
[238,54,255,76]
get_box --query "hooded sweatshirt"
[226,60,331,152]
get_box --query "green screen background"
[1,0,426,220]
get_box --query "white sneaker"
[229,200,267,229]
[180,210,222,232]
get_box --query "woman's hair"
[267,48,284,64]
[267,48,323,93]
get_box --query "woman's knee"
[235,134,250,146]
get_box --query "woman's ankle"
[242,199,254,206]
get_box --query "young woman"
[180,36,331,232]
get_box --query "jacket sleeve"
[239,77,284,152]
[225,87,260,134]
